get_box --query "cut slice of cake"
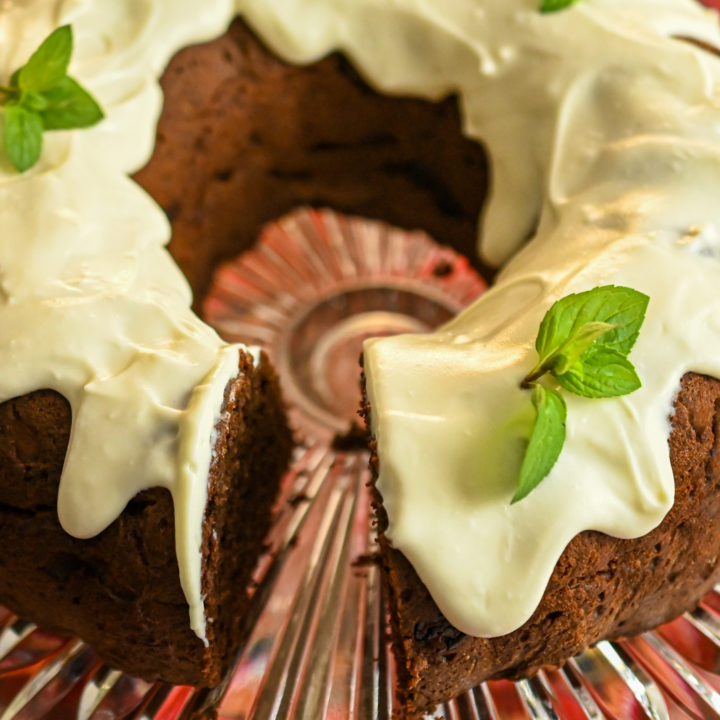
[0,348,291,687]
[0,4,297,690]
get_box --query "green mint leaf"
[512,284,648,504]
[23,91,49,113]
[0,84,20,103]
[555,346,642,398]
[549,320,617,375]
[17,25,72,93]
[0,25,104,171]
[512,385,566,504]
[40,77,104,130]
[541,0,581,12]
[535,285,649,370]
[3,104,43,172]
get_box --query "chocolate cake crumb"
[332,420,369,452]
[432,260,454,277]
[352,552,380,568]
[288,492,311,507]
[0,351,291,687]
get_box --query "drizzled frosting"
[4,0,720,645]
[235,0,720,636]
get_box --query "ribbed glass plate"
[2,207,720,720]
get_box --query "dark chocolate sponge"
[133,18,490,306]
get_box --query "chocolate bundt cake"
[4,0,720,714]
[363,372,720,715]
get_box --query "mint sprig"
[1,25,104,172]
[513,385,566,504]
[512,285,649,504]
[3,105,44,173]
[540,0,582,12]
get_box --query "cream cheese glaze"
[236,0,720,636]
[4,0,720,649]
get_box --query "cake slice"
[363,371,720,717]
[0,5,299,689]
[0,348,291,687]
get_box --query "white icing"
[5,0,720,646]
[234,0,720,636]
[0,0,250,641]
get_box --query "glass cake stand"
[2,207,720,720]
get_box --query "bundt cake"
[4,0,720,715]
[0,354,290,687]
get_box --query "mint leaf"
[541,0,581,12]
[0,84,19,103]
[0,25,104,172]
[584,287,649,357]
[40,77,104,129]
[17,25,72,93]
[513,284,649,503]
[513,385,566,504]
[535,285,649,371]
[23,92,49,113]
[555,346,642,398]
[549,320,617,375]
[3,104,43,172]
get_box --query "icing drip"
[235,0,720,636]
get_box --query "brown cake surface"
[363,371,720,717]
[134,19,489,305]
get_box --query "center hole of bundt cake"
[134,18,489,440]
[279,284,456,431]
[204,207,485,439]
